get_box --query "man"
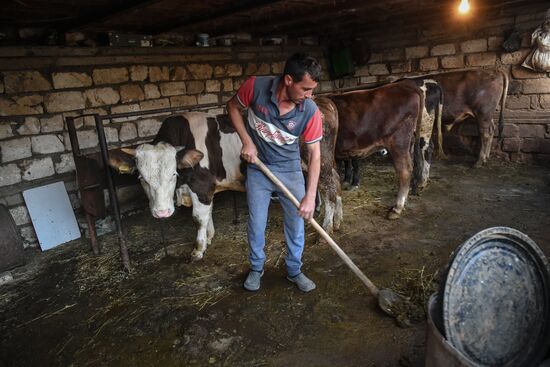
[227,53,323,293]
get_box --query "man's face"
[284,73,318,104]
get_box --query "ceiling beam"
[157,0,284,35]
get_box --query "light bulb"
[458,0,470,14]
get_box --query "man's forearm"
[227,98,253,146]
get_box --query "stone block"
[488,36,505,51]
[20,226,37,247]
[1,137,31,162]
[460,39,487,53]
[4,193,23,206]
[137,118,162,137]
[419,57,439,71]
[64,130,98,150]
[170,95,197,107]
[120,84,145,103]
[271,61,285,74]
[139,98,170,111]
[85,87,120,107]
[171,66,188,81]
[206,80,221,92]
[511,65,547,79]
[500,50,530,65]
[9,205,30,226]
[0,164,21,186]
[160,82,186,96]
[187,64,213,79]
[214,64,243,77]
[186,81,205,94]
[119,123,137,141]
[521,138,550,153]
[466,53,497,67]
[148,66,170,82]
[55,153,75,174]
[222,79,233,92]
[208,108,224,115]
[0,122,14,139]
[384,48,403,61]
[105,127,118,143]
[354,66,370,77]
[130,65,148,81]
[431,43,456,56]
[369,64,389,75]
[92,67,128,85]
[21,157,55,181]
[45,91,85,113]
[390,61,412,74]
[502,124,519,137]
[368,52,383,63]
[3,71,51,93]
[441,55,464,69]
[405,46,429,59]
[17,117,40,135]
[197,93,218,105]
[541,95,550,109]
[111,104,140,115]
[31,135,64,154]
[502,138,520,152]
[52,72,92,89]
[360,76,378,84]
[144,84,161,99]
[506,95,531,110]
[40,115,64,133]
[245,63,271,75]
[0,95,43,116]
[519,124,546,138]
[523,79,550,94]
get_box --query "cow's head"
[111,143,203,218]
[412,137,434,193]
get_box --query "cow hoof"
[387,209,401,220]
[190,250,204,261]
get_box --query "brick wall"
[0,46,326,248]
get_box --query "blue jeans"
[246,166,306,277]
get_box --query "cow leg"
[189,192,213,260]
[387,148,413,220]
[321,191,335,234]
[342,159,352,190]
[475,118,494,167]
[350,158,360,190]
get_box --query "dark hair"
[283,53,322,82]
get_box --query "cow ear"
[178,149,204,169]
[109,149,136,174]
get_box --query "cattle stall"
[1,1,549,366]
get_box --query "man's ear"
[283,74,293,86]
[177,149,204,169]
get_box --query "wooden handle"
[253,159,380,297]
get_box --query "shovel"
[254,158,405,318]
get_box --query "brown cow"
[330,80,425,219]
[418,69,509,166]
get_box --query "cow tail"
[435,82,444,158]
[497,70,509,144]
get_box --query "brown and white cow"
[111,112,246,260]
[416,69,509,166]
[303,96,343,234]
[329,80,427,219]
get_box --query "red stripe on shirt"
[302,108,323,143]
[236,76,256,107]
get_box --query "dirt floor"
[1,158,549,367]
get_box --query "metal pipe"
[95,114,131,272]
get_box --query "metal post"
[94,115,131,272]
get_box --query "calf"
[417,69,508,166]
[111,112,245,260]
[330,80,426,219]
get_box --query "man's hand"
[298,193,316,220]
[241,142,258,163]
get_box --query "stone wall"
[323,6,550,164]
[0,46,326,248]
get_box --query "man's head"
[282,53,322,104]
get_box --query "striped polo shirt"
[237,76,322,172]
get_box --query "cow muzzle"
[153,208,173,218]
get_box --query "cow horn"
[174,145,186,153]
[121,147,137,156]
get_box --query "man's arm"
[226,96,257,163]
[299,141,321,220]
